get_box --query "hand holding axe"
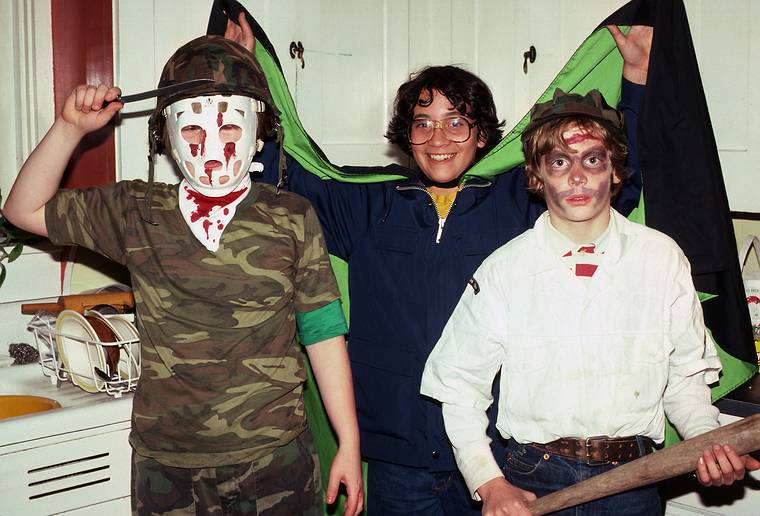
[527,413,760,515]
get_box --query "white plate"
[55,310,107,393]
[103,314,140,380]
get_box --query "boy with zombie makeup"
[223,10,653,515]
[420,90,760,515]
[2,36,363,516]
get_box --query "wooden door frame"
[52,0,115,189]
[50,0,115,290]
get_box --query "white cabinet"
[0,365,134,515]
[477,1,629,139]
[0,423,132,515]
[4,2,757,217]
[266,0,411,166]
[683,0,758,212]
[114,0,630,176]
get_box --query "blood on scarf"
[184,185,248,224]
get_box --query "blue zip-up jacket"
[257,80,643,471]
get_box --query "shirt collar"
[528,209,627,275]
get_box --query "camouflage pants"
[131,430,322,515]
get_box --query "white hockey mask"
[164,94,264,197]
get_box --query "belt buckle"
[583,436,611,466]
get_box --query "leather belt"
[530,436,654,465]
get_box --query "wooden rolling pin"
[528,413,760,515]
[21,291,135,315]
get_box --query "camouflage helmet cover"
[149,35,278,154]
[521,88,626,146]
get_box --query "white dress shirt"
[420,209,722,498]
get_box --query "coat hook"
[289,41,305,69]
[523,45,537,74]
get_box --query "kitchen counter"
[0,363,134,515]
[0,363,133,447]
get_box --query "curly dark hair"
[385,65,505,158]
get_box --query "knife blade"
[116,78,215,103]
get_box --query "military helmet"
[148,35,278,155]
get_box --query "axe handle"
[527,414,760,515]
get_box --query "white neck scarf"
[178,173,253,252]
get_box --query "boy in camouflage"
[3,36,363,516]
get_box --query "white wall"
[0,0,58,351]
[685,0,758,213]
[0,0,54,201]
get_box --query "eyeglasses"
[408,116,476,145]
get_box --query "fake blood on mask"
[224,142,236,166]
[188,129,208,158]
[217,112,223,127]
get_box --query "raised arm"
[607,25,652,214]
[2,85,122,236]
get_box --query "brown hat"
[521,88,625,144]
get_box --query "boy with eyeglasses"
[225,8,651,514]
[421,88,760,516]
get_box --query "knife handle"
[101,97,125,108]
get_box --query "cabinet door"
[115,0,416,173]
[508,1,628,122]
[115,0,211,184]
[246,0,630,167]
[277,0,411,167]
[0,427,131,516]
[683,0,756,212]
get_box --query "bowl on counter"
[0,395,61,420]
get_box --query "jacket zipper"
[396,181,491,244]
[397,185,444,243]
[396,180,491,244]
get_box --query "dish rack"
[27,312,141,398]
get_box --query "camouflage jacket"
[46,180,341,467]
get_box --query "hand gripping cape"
[208,0,756,511]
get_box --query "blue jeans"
[501,439,661,516]
[366,459,481,515]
